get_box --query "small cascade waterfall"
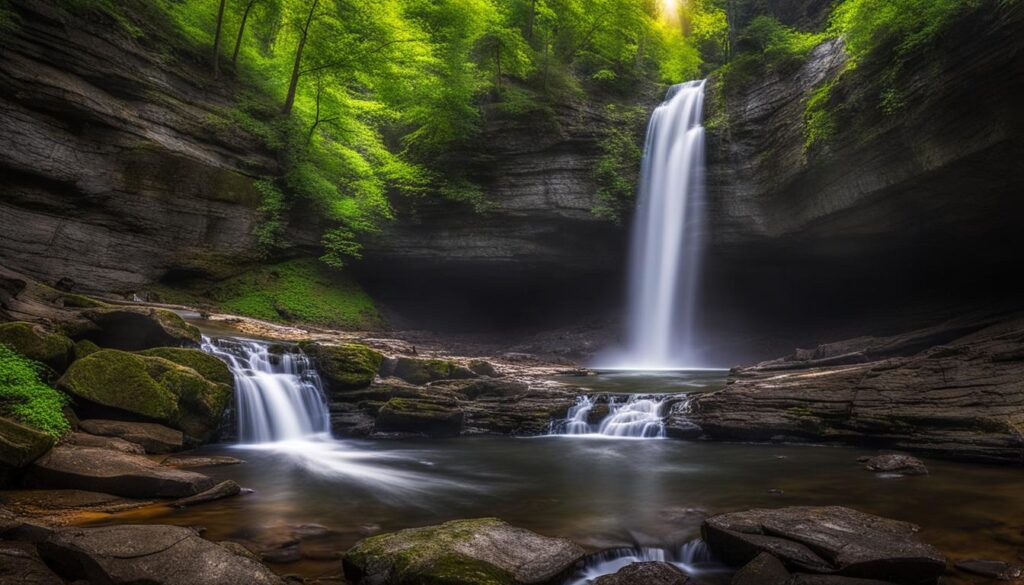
[601,80,708,370]
[550,395,671,438]
[563,540,725,585]
[202,337,331,443]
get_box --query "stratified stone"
[64,431,145,454]
[79,420,183,454]
[38,525,285,585]
[26,445,215,498]
[702,507,945,584]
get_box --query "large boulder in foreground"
[0,322,73,372]
[593,561,690,585]
[702,507,945,584]
[58,350,231,442]
[0,541,63,585]
[343,518,585,585]
[299,342,383,391]
[39,525,285,585]
[26,444,215,498]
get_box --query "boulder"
[79,419,183,454]
[71,339,101,360]
[375,397,464,437]
[392,357,454,385]
[137,347,234,386]
[343,518,586,585]
[38,525,285,585]
[702,507,945,584]
[0,416,54,470]
[299,342,383,391]
[0,322,73,372]
[863,454,928,476]
[593,561,690,585]
[0,541,63,585]
[954,559,1022,580]
[64,431,145,454]
[469,360,500,377]
[75,307,201,350]
[26,444,215,498]
[59,350,231,442]
[170,479,241,508]
[732,552,791,585]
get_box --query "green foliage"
[592,104,647,222]
[803,79,837,151]
[0,344,70,438]
[829,0,975,63]
[742,16,825,68]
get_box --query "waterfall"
[549,395,671,438]
[202,337,331,443]
[603,80,707,370]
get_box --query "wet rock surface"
[954,559,1022,581]
[863,454,928,476]
[702,506,945,584]
[79,419,184,454]
[343,517,586,585]
[25,444,216,498]
[691,315,1024,462]
[0,541,62,585]
[38,524,286,585]
[64,431,146,455]
[592,561,691,585]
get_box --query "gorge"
[2,0,1024,584]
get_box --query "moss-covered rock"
[138,348,233,387]
[74,307,201,350]
[72,339,101,361]
[0,415,55,470]
[375,397,464,437]
[343,518,585,585]
[299,342,383,391]
[57,350,231,443]
[392,357,454,386]
[0,322,74,372]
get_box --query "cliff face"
[0,1,318,295]
[696,3,1024,362]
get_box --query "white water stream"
[601,80,708,370]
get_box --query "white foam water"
[549,395,672,438]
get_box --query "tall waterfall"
[202,337,331,443]
[604,80,707,370]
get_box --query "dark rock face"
[699,5,1024,363]
[343,517,586,585]
[592,561,690,585]
[25,444,215,498]
[38,525,285,585]
[0,0,317,295]
[690,315,1024,462]
[0,541,63,585]
[702,506,945,584]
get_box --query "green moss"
[0,344,71,438]
[61,293,108,309]
[72,339,101,361]
[299,342,382,390]
[803,79,839,152]
[138,348,234,386]
[147,258,382,330]
[59,350,179,421]
[591,104,648,223]
[345,519,516,585]
[0,322,74,373]
[393,357,454,385]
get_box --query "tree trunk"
[526,0,536,42]
[283,0,319,115]
[212,0,227,77]
[495,45,501,94]
[232,0,258,66]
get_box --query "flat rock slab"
[0,541,63,585]
[79,419,183,454]
[955,559,1023,580]
[171,480,241,508]
[39,525,285,585]
[344,517,585,584]
[160,454,244,468]
[702,507,945,584]
[65,431,145,454]
[0,489,155,514]
[593,561,690,585]
[26,445,215,498]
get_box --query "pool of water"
[554,369,728,394]
[95,435,1024,583]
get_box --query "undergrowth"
[0,344,70,437]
